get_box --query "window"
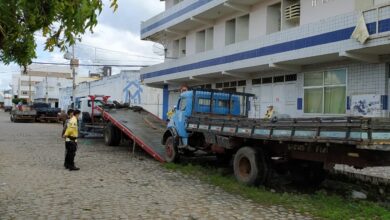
[196,30,206,53]
[173,0,183,5]
[223,82,230,88]
[199,84,212,89]
[179,37,186,58]
[238,80,246,86]
[273,76,285,83]
[225,19,236,45]
[230,81,237,87]
[198,98,210,106]
[173,39,180,58]
[285,74,297,81]
[179,98,187,111]
[236,14,249,42]
[304,69,347,114]
[262,77,272,84]
[88,100,104,107]
[267,3,282,34]
[216,83,223,88]
[22,91,28,95]
[205,27,214,51]
[218,100,229,107]
[252,78,261,85]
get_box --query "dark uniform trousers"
[65,141,78,168]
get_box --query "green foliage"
[0,0,118,68]
[164,163,390,220]
[12,98,27,105]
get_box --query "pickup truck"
[10,105,37,123]
[162,89,390,186]
[33,103,61,122]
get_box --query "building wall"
[59,71,164,118]
[34,78,72,107]
[300,0,356,25]
[143,0,390,119]
[191,62,388,119]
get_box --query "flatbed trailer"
[161,89,390,186]
[96,106,166,162]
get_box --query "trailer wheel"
[104,123,120,146]
[233,147,269,186]
[165,136,179,163]
[10,114,14,122]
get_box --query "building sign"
[312,0,335,7]
[351,94,382,117]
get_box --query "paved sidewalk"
[0,112,309,220]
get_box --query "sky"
[0,0,165,91]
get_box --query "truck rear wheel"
[233,147,270,186]
[165,136,179,163]
[104,123,121,146]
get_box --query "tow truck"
[73,95,111,137]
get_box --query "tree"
[0,0,118,69]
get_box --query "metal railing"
[363,3,390,35]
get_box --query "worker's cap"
[73,110,81,115]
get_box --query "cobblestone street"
[0,112,310,220]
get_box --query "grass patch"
[163,163,390,220]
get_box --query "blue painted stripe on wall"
[379,18,390,33]
[381,95,388,110]
[163,85,169,120]
[297,98,303,110]
[142,0,212,35]
[142,19,390,81]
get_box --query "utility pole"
[72,44,76,103]
[45,75,49,104]
[29,75,32,103]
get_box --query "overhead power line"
[32,61,150,68]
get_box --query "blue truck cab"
[163,89,253,162]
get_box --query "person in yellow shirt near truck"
[63,110,81,171]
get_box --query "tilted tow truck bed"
[97,106,166,162]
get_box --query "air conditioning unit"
[285,3,300,21]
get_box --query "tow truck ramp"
[97,106,166,162]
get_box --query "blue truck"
[162,89,390,186]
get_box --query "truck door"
[171,95,192,144]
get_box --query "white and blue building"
[140,0,390,120]
[59,70,164,118]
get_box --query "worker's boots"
[68,166,80,171]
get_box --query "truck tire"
[10,114,14,122]
[233,147,270,186]
[165,136,179,163]
[104,123,120,146]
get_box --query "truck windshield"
[88,100,104,107]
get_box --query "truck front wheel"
[165,136,179,163]
[104,123,120,146]
[233,147,270,186]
